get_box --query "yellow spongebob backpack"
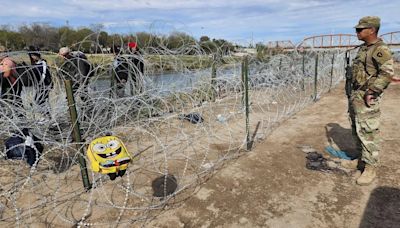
[87,135,132,180]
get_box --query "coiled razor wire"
[0,34,350,227]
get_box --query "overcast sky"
[1,0,399,45]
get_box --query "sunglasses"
[356,27,370,33]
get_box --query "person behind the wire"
[127,42,144,94]
[29,49,53,118]
[112,45,129,97]
[0,45,23,113]
[112,42,144,97]
[57,47,93,102]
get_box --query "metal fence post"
[242,56,251,150]
[241,56,245,106]
[211,55,217,102]
[314,54,318,101]
[110,66,116,98]
[329,53,335,92]
[301,52,305,91]
[64,80,91,190]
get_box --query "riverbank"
[145,67,400,227]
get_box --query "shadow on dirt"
[359,186,400,228]
[325,123,360,159]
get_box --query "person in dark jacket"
[127,42,144,94]
[111,42,144,97]
[112,45,129,97]
[29,51,53,118]
[58,47,93,102]
[58,47,94,121]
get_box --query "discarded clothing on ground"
[4,128,43,166]
[178,112,204,124]
[305,152,347,174]
[324,146,352,160]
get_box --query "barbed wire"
[0,33,348,227]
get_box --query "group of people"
[0,46,53,118]
[0,42,145,121]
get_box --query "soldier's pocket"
[353,65,366,83]
[360,118,379,133]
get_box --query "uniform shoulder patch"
[372,45,392,64]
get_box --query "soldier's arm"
[368,45,394,94]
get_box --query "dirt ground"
[147,78,400,226]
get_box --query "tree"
[74,27,94,52]
[17,23,58,51]
[0,23,239,54]
[135,32,152,48]
[45,26,60,51]
[58,26,76,48]
[96,31,109,53]
[0,29,25,50]
[200,41,217,54]
[212,39,235,55]
[200,36,210,42]
[166,32,197,54]
[98,31,108,45]
[256,42,267,59]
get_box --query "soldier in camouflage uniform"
[342,16,394,185]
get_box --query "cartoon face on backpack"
[86,135,131,180]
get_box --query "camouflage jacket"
[351,39,394,94]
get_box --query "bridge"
[380,31,400,48]
[266,31,400,50]
[297,34,360,49]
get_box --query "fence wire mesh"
[0,35,349,227]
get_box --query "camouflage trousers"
[349,90,382,167]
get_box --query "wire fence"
[0,36,348,226]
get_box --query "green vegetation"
[20,54,239,77]
[0,23,237,55]
[255,42,286,61]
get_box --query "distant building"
[233,48,256,57]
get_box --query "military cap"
[355,16,381,29]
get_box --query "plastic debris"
[325,146,352,160]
